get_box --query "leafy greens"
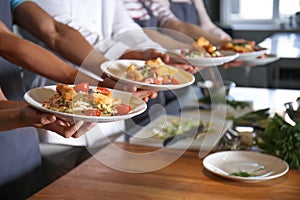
[256,114,300,170]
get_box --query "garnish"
[230,167,265,177]
[256,114,300,170]
[230,171,253,177]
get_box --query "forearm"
[34,21,106,76]
[0,27,99,86]
[0,30,77,84]
[13,1,107,76]
[0,93,27,131]
[0,101,28,131]
[163,20,228,46]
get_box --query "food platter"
[129,114,232,150]
[24,85,147,122]
[171,49,239,66]
[100,59,195,91]
[203,151,289,182]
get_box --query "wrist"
[0,101,32,131]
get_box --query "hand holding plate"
[20,104,96,138]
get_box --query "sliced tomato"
[74,82,89,93]
[96,87,112,97]
[85,109,101,116]
[171,77,180,85]
[115,104,131,115]
[153,78,162,85]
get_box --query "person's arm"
[0,20,99,85]
[0,88,95,137]
[193,0,231,41]
[149,0,229,46]
[0,100,95,137]
[13,1,107,76]
[163,18,229,46]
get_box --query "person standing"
[0,1,97,198]
[0,0,155,198]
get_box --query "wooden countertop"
[30,142,300,200]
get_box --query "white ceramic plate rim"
[100,60,195,91]
[173,49,239,66]
[236,48,269,61]
[203,151,289,182]
[24,85,147,122]
[249,54,279,65]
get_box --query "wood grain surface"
[30,142,300,200]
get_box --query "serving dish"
[203,151,289,182]
[129,114,232,150]
[171,49,239,66]
[100,59,195,91]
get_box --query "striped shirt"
[123,0,176,27]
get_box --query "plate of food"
[173,49,239,67]
[23,82,147,122]
[219,40,269,61]
[170,37,239,66]
[203,151,289,182]
[129,115,232,150]
[100,58,195,91]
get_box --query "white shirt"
[30,0,163,60]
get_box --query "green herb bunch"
[256,114,300,170]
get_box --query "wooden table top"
[30,142,300,200]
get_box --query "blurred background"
[203,0,300,89]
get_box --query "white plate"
[236,48,269,61]
[24,85,147,122]
[172,50,239,66]
[203,151,289,182]
[100,60,195,91]
[129,115,232,150]
[249,54,279,66]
